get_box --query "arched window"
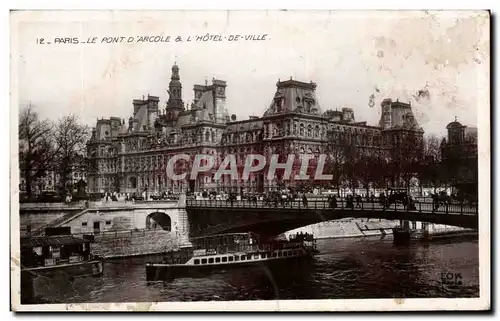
[314,125,320,138]
[205,131,210,142]
[307,125,312,137]
[211,131,215,142]
[299,123,304,136]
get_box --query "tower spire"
[166,63,184,112]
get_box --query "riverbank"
[429,229,478,239]
[285,218,398,240]
[285,218,477,241]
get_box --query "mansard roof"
[263,79,323,117]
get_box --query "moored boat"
[392,226,427,243]
[21,235,103,277]
[20,235,104,304]
[146,232,317,280]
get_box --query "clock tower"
[166,63,185,120]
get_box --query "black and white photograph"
[10,10,490,311]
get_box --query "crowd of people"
[203,189,425,211]
[83,190,180,206]
[289,231,314,242]
[327,192,418,210]
[89,188,467,213]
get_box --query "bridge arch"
[145,212,172,231]
[186,200,478,238]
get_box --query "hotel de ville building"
[86,64,424,196]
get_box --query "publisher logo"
[440,272,463,286]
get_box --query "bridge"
[20,196,479,240]
[185,199,479,238]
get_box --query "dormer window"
[275,99,283,112]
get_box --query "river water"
[31,236,479,303]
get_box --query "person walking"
[408,196,416,211]
[432,194,439,211]
[402,195,409,210]
[355,194,362,208]
[331,195,337,209]
[302,194,308,208]
[347,195,354,209]
[379,192,386,209]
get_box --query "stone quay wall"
[89,229,178,258]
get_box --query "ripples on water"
[34,237,479,303]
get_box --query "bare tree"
[388,130,424,193]
[418,134,443,193]
[423,134,442,162]
[356,154,383,197]
[18,105,55,199]
[324,144,344,195]
[53,115,89,194]
[341,133,359,193]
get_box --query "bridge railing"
[69,227,172,238]
[134,199,179,205]
[185,199,478,215]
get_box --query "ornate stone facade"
[86,64,424,195]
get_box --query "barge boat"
[21,235,103,277]
[20,235,103,303]
[146,232,317,280]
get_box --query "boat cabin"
[191,232,261,256]
[20,236,93,268]
[190,232,313,256]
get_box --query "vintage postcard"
[10,10,490,311]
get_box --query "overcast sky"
[12,10,489,136]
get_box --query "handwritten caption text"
[36,34,269,45]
